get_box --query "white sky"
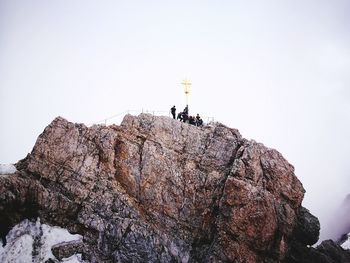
[0,0,349,241]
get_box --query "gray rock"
[52,240,85,260]
[0,114,319,262]
[295,206,320,245]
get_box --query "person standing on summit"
[182,105,189,122]
[183,105,188,115]
[171,106,176,119]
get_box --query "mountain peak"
[0,114,343,262]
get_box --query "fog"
[1,0,349,241]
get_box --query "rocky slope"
[0,114,347,262]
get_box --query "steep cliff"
[0,114,338,262]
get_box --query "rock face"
[286,239,350,263]
[0,114,329,262]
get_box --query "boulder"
[52,240,85,260]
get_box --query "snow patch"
[341,233,350,250]
[0,164,17,175]
[0,218,85,263]
[62,254,85,263]
[40,222,82,261]
[0,234,34,263]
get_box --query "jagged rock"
[315,240,350,263]
[294,206,320,245]
[284,240,349,263]
[0,114,318,262]
[52,240,85,260]
[339,232,350,249]
[283,212,350,263]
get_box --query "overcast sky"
[0,0,349,240]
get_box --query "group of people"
[170,105,203,127]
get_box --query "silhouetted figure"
[171,106,176,119]
[196,114,203,126]
[183,105,189,115]
[181,105,189,123]
[189,116,196,125]
[182,112,188,123]
[177,112,183,121]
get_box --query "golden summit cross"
[181,79,191,105]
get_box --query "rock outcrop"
[0,114,337,262]
[52,239,85,261]
[286,238,350,263]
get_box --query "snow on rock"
[0,164,17,175]
[0,218,85,263]
[341,233,350,250]
[40,222,82,261]
[61,254,85,263]
[0,234,34,263]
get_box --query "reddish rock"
[0,114,315,262]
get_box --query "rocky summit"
[0,114,348,262]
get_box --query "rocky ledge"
[0,114,348,262]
